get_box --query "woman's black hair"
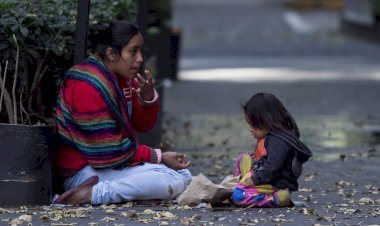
[88,20,140,59]
[242,92,300,137]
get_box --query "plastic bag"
[176,173,239,206]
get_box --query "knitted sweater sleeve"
[60,79,158,168]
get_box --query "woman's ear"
[105,47,116,62]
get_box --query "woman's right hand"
[161,152,190,170]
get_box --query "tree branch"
[0,61,14,123]
[12,34,19,124]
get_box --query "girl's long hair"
[243,92,300,137]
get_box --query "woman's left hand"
[132,69,155,101]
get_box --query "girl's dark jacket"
[251,130,313,191]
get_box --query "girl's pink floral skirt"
[233,153,292,208]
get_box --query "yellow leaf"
[143,209,155,214]
[299,187,313,192]
[159,211,176,220]
[121,211,138,218]
[122,202,134,208]
[0,208,13,214]
[356,197,375,205]
[105,209,115,214]
[100,217,116,222]
[18,215,32,222]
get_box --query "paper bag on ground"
[176,173,239,206]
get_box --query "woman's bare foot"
[54,176,99,205]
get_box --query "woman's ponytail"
[88,23,109,54]
[87,21,140,60]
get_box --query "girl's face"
[244,113,268,140]
[112,33,144,79]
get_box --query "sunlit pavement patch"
[309,147,378,162]
[162,113,380,151]
[299,115,380,149]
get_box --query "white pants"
[63,163,192,205]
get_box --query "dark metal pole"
[137,0,149,74]
[137,0,149,37]
[74,0,90,64]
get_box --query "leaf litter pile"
[1,148,379,225]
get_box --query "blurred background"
[172,0,380,57]
[1,0,379,161]
[160,0,380,174]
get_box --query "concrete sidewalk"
[1,60,378,225]
[158,54,380,225]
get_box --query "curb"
[284,0,343,10]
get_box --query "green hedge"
[0,0,137,124]
[372,0,380,15]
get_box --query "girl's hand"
[240,172,254,187]
[132,70,155,101]
[161,152,191,170]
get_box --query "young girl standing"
[232,92,312,207]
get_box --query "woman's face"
[244,113,268,140]
[112,33,144,79]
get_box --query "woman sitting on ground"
[53,20,191,205]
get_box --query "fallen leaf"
[338,208,360,215]
[207,203,213,211]
[180,218,190,225]
[39,215,50,222]
[121,211,138,218]
[299,187,313,192]
[272,218,286,222]
[9,218,23,225]
[100,217,116,222]
[137,218,154,223]
[304,173,316,181]
[105,209,115,214]
[218,217,227,221]
[122,202,134,208]
[143,209,155,215]
[192,214,202,220]
[51,223,77,226]
[337,204,348,207]
[316,214,335,222]
[300,208,316,215]
[336,181,355,187]
[355,197,375,205]
[155,211,176,220]
[337,189,346,196]
[0,208,13,214]
[18,215,32,222]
